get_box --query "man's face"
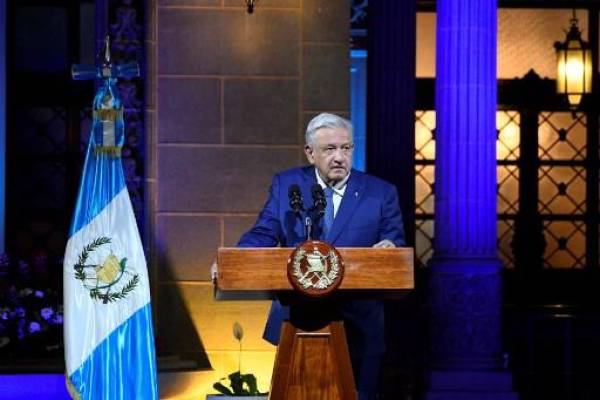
[305,127,353,186]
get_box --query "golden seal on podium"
[287,240,344,297]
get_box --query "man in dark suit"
[216,113,405,399]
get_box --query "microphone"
[288,184,304,214]
[311,184,326,217]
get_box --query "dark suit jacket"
[237,166,405,356]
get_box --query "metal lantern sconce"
[245,0,257,14]
[554,10,593,110]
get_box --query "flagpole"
[65,37,157,399]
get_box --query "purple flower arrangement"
[0,253,63,358]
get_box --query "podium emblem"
[287,241,344,296]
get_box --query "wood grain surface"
[269,322,357,400]
[217,247,414,291]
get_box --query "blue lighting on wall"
[350,49,367,172]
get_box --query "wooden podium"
[216,247,414,400]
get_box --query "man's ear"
[305,145,315,165]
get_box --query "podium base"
[269,321,357,400]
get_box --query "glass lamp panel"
[583,48,593,92]
[565,48,585,94]
[556,49,567,93]
[567,94,583,106]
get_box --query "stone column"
[427,0,517,398]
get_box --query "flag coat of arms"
[63,73,158,399]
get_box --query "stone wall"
[145,0,349,396]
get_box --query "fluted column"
[427,0,516,398]
[434,0,498,260]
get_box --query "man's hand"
[373,239,396,248]
[210,259,218,283]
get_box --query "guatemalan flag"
[63,72,158,399]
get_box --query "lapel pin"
[354,191,359,197]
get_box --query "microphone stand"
[288,185,325,242]
[305,216,313,241]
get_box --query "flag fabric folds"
[63,78,158,400]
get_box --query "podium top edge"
[218,247,414,250]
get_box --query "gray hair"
[305,113,353,145]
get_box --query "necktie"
[323,187,334,240]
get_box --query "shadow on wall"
[155,252,212,373]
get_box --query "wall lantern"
[554,10,593,110]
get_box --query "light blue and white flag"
[63,68,158,399]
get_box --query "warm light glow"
[564,52,585,106]
[554,15,592,109]
[567,93,583,107]
[496,111,520,160]
[415,111,436,160]
[502,124,518,141]
[565,57,584,85]
[158,283,276,399]
[159,351,276,400]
